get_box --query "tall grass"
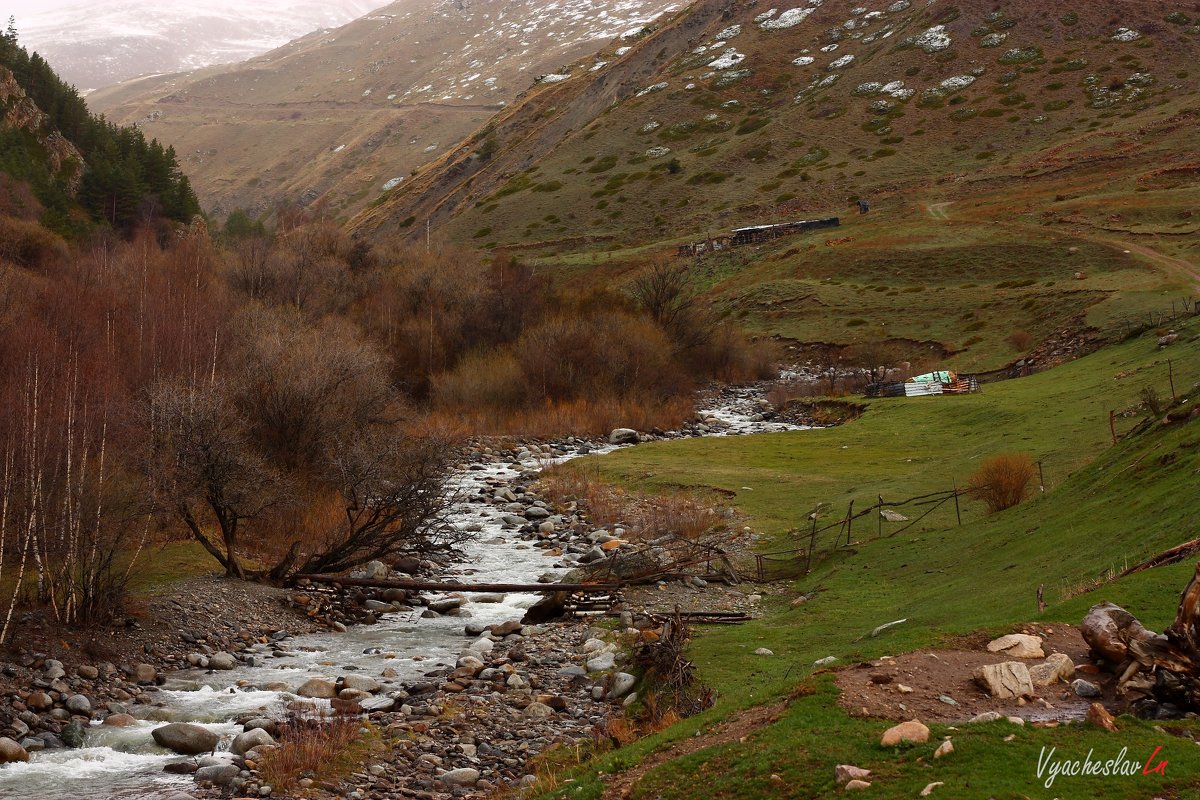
[255,710,367,791]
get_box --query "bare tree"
[144,380,287,579]
[275,427,460,578]
[629,258,715,352]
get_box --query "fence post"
[1037,460,1045,494]
[845,500,855,546]
[952,484,962,526]
[877,495,884,539]
[1169,359,1176,402]
[806,515,817,574]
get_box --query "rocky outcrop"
[0,67,84,195]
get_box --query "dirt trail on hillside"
[922,200,1199,288]
[601,701,787,800]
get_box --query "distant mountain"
[348,0,1200,247]
[89,0,681,220]
[14,0,387,92]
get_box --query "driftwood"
[295,574,620,593]
[1120,536,1200,577]
[1081,562,1200,715]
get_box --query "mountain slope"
[89,0,682,220]
[349,0,1200,249]
[14,0,386,92]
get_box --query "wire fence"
[750,485,975,581]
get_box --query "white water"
[0,386,800,799]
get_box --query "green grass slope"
[543,320,1200,799]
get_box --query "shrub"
[1139,386,1164,417]
[1007,329,1034,351]
[967,452,1036,513]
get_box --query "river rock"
[1028,653,1075,686]
[65,695,92,716]
[243,718,278,736]
[441,767,480,787]
[134,663,157,685]
[609,428,639,445]
[973,662,1034,699]
[607,672,637,699]
[524,701,554,718]
[152,723,218,755]
[836,765,871,785]
[231,727,276,756]
[297,678,338,699]
[19,737,43,753]
[491,620,522,636]
[342,674,381,693]
[104,713,138,727]
[207,652,237,670]
[76,664,99,680]
[0,737,28,763]
[26,691,53,710]
[880,719,930,747]
[587,652,615,672]
[986,634,1044,659]
[363,560,389,580]
[1072,678,1102,698]
[465,621,490,636]
[428,597,463,613]
[194,763,240,786]
[43,659,66,680]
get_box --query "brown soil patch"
[601,700,787,800]
[836,623,1117,724]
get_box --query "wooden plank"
[295,574,621,593]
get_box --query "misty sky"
[5,0,78,16]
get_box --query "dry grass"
[538,463,720,542]
[427,394,695,438]
[255,709,370,792]
[967,452,1037,513]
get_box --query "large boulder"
[194,763,240,786]
[1028,653,1075,687]
[986,634,1044,659]
[341,674,381,693]
[151,723,218,755]
[230,727,276,756]
[973,662,1034,699]
[0,737,29,763]
[608,428,639,445]
[296,678,338,699]
[207,652,237,670]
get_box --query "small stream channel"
[0,386,801,800]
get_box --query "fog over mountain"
[9,0,388,92]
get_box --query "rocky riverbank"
[0,379,806,796]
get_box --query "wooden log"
[295,574,620,593]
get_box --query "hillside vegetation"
[347,0,1198,371]
[0,26,199,238]
[541,316,1200,799]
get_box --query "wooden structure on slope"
[677,217,839,256]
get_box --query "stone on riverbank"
[296,678,338,699]
[152,723,218,755]
[0,737,29,763]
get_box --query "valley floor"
[533,316,1200,799]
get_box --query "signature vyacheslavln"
[1037,745,1168,789]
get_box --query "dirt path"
[601,701,787,800]
[1096,237,1200,288]
[925,198,1199,288]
